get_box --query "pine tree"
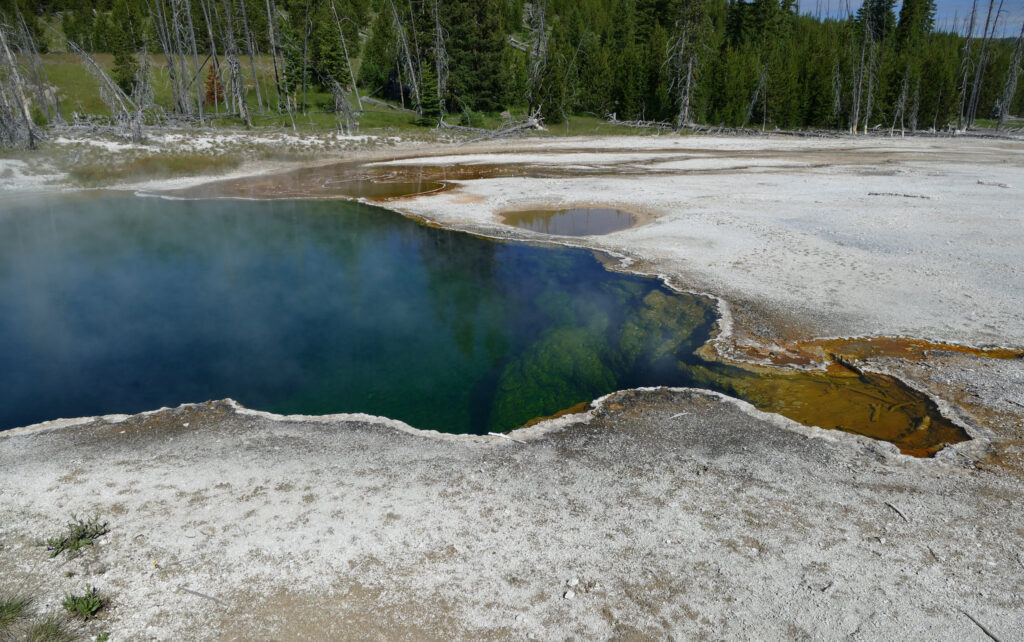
[311,3,349,90]
[110,0,139,95]
[417,64,441,125]
[610,0,643,120]
[358,9,396,90]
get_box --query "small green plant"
[96,633,111,641]
[0,592,30,628]
[24,614,77,642]
[62,585,103,620]
[45,516,108,557]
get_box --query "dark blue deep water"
[0,194,715,433]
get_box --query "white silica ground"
[384,135,1024,348]
[1,133,1023,640]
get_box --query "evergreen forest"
[2,0,1023,136]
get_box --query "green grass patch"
[0,593,31,629]
[62,586,102,621]
[44,516,108,557]
[67,153,241,186]
[24,614,77,642]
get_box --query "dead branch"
[62,34,144,142]
[437,117,489,134]
[961,611,1003,642]
[883,501,909,523]
[605,114,672,130]
[0,21,41,148]
[177,585,228,607]
[362,96,415,113]
[330,81,358,134]
[867,192,931,199]
[463,108,545,144]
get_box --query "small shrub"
[24,614,77,642]
[31,107,48,128]
[62,585,103,620]
[45,516,108,557]
[459,109,486,128]
[96,632,111,641]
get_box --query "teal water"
[0,195,715,433]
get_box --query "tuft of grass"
[45,516,108,557]
[62,585,103,621]
[67,153,241,186]
[24,614,77,642]
[0,592,31,629]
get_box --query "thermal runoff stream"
[0,194,967,456]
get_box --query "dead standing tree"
[995,21,1024,130]
[329,0,362,110]
[196,0,227,114]
[387,0,420,113]
[525,0,548,112]
[220,0,253,126]
[16,12,63,128]
[66,37,144,142]
[236,0,264,113]
[148,0,189,117]
[431,0,448,111]
[331,80,357,133]
[957,0,980,130]
[666,1,709,131]
[965,0,1005,128]
[0,21,40,148]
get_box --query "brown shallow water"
[167,162,620,201]
[501,208,637,236]
[154,159,1002,456]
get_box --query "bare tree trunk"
[850,18,869,133]
[996,21,1024,129]
[329,0,362,110]
[180,0,206,121]
[668,23,698,130]
[148,0,186,115]
[891,65,909,135]
[221,0,252,125]
[264,0,285,113]
[863,41,877,133]
[0,24,37,148]
[432,0,447,110]
[66,36,143,141]
[301,0,311,112]
[743,67,766,129]
[331,80,357,133]
[967,0,1004,127]
[831,59,843,124]
[909,76,920,131]
[196,0,225,114]
[525,0,548,111]
[388,0,420,111]
[957,0,979,129]
[238,0,264,113]
[396,58,405,108]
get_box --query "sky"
[800,0,1024,36]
